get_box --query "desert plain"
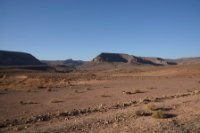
[0,62,200,133]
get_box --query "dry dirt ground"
[0,64,200,133]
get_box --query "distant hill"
[42,59,87,67]
[92,53,177,66]
[0,50,42,66]
[175,57,200,65]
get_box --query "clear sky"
[0,0,200,60]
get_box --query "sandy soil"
[0,64,200,132]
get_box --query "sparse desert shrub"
[74,89,85,93]
[3,88,8,91]
[50,99,63,103]
[152,97,162,102]
[122,91,132,95]
[147,104,158,111]
[37,85,47,89]
[27,89,38,93]
[0,92,7,95]
[20,101,38,105]
[104,86,110,88]
[149,87,157,90]
[57,111,68,117]
[19,101,24,104]
[134,110,143,116]
[134,89,143,93]
[101,94,111,98]
[134,110,152,117]
[152,110,168,119]
[91,74,96,78]
[46,88,52,92]
[123,90,144,95]
[27,89,31,93]
[86,88,92,91]
[16,126,25,131]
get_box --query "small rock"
[98,104,106,109]
[194,90,200,94]
[65,117,69,121]
[104,121,109,124]
[113,123,118,127]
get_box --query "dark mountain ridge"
[0,50,42,66]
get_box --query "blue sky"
[0,0,200,60]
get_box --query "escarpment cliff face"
[0,50,42,66]
[92,53,177,66]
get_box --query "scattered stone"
[35,114,51,122]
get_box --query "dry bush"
[134,89,143,93]
[46,88,52,92]
[20,101,38,105]
[152,110,176,119]
[104,86,110,88]
[147,104,158,111]
[57,111,68,117]
[149,87,157,90]
[101,94,111,98]
[123,90,144,95]
[74,90,85,93]
[27,89,31,92]
[134,110,152,117]
[50,99,64,103]
[3,88,8,91]
[152,110,168,119]
[123,91,132,95]
[0,92,7,95]
[86,87,91,90]
[37,85,47,89]
[152,98,162,102]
